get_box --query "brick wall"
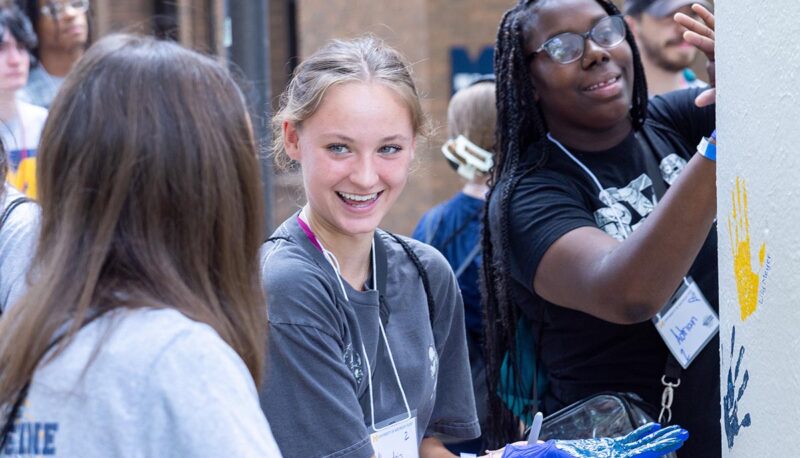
[88,0,708,235]
[273,0,514,235]
[93,0,153,37]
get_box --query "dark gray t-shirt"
[259,216,480,458]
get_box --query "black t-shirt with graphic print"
[494,87,718,456]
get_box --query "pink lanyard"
[296,214,323,253]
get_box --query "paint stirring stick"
[527,412,544,444]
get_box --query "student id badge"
[370,411,418,458]
[651,277,718,369]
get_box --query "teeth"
[587,76,618,91]
[337,191,378,202]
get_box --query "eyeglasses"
[40,0,90,19]
[527,15,627,65]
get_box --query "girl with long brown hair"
[0,34,281,456]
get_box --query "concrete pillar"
[717,1,799,455]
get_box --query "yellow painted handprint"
[727,177,766,321]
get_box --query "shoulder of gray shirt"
[260,227,457,326]
[41,308,254,387]
[376,230,457,292]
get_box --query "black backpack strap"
[385,232,435,328]
[0,381,29,450]
[0,196,31,230]
[0,196,32,318]
[0,311,102,450]
[658,354,683,424]
[373,232,390,327]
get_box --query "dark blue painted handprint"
[724,326,751,449]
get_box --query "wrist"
[697,130,716,161]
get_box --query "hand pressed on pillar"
[727,177,766,321]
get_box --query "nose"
[60,4,80,21]
[581,38,611,70]
[349,154,380,189]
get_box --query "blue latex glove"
[501,423,689,458]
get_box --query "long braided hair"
[481,0,649,447]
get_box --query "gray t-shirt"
[0,184,38,312]
[6,308,283,457]
[259,216,480,458]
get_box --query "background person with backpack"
[412,80,496,455]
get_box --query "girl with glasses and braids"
[483,0,718,456]
[0,35,282,456]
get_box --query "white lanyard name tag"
[652,277,719,369]
[302,208,418,458]
[370,411,418,458]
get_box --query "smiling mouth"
[584,75,621,92]
[336,191,382,207]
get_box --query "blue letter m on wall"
[450,46,494,95]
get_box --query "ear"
[532,88,540,103]
[410,136,417,161]
[283,120,302,162]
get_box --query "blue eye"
[378,145,402,155]
[327,144,350,154]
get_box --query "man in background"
[624,0,712,96]
[16,0,89,108]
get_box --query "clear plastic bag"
[539,393,677,458]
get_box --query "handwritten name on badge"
[653,279,718,369]
[670,316,698,345]
[371,416,418,458]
